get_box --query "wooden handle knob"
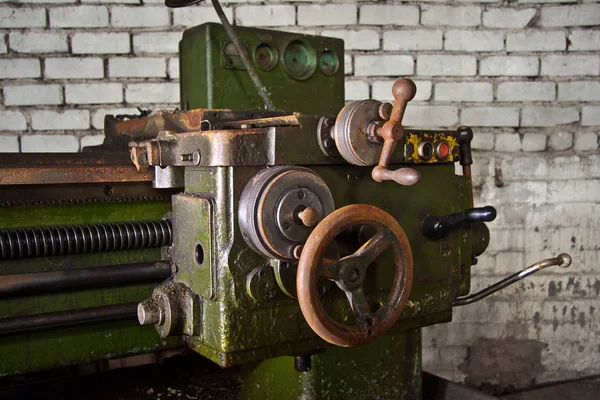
[372,166,421,186]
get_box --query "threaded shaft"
[0,220,172,261]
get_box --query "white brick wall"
[0,0,598,392]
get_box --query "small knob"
[421,206,497,240]
[298,207,319,227]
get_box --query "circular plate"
[239,166,335,260]
[334,100,384,166]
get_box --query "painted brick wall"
[0,0,599,391]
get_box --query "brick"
[548,132,573,151]
[540,5,600,27]
[109,58,166,78]
[173,4,232,26]
[548,180,600,203]
[435,82,493,102]
[541,55,599,76]
[569,30,600,51]
[344,54,352,76]
[497,82,555,102]
[236,5,294,26]
[445,30,504,52]
[495,133,522,152]
[0,111,27,130]
[421,6,481,27]
[359,5,419,26]
[65,83,123,105]
[372,80,432,102]
[522,133,547,152]
[545,155,600,180]
[383,30,442,51]
[111,6,169,28]
[480,56,538,76]
[482,181,547,206]
[4,84,62,106]
[461,107,519,127]
[404,106,458,127]
[582,106,600,126]
[0,59,40,79]
[558,81,600,101]
[50,6,108,28]
[298,4,356,26]
[472,132,494,151]
[506,31,566,52]
[45,57,104,79]
[345,80,369,101]
[81,135,105,149]
[417,55,476,76]
[9,32,68,54]
[91,108,139,130]
[0,136,19,152]
[354,55,413,77]
[133,32,181,54]
[72,33,130,54]
[21,135,79,153]
[0,6,46,28]
[168,58,179,79]
[31,110,89,131]
[573,133,598,152]
[125,83,179,104]
[322,30,379,51]
[522,107,579,127]
[482,8,536,28]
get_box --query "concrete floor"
[501,377,600,400]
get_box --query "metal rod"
[0,261,172,298]
[0,220,172,261]
[0,302,139,336]
[211,0,275,111]
[453,253,572,307]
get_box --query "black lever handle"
[421,206,497,240]
[456,126,473,177]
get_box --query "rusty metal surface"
[0,182,172,207]
[297,204,413,347]
[107,109,286,140]
[0,153,152,186]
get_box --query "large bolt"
[137,298,164,326]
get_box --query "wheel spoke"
[344,286,371,322]
[317,258,340,281]
[352,229,391,266]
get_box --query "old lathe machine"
[0,1,571,399]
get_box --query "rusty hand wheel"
[297,204,413,347]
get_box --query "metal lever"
[371,79,420,186]
[421,206,497,240]
[454,253,572,306]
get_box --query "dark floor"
[500,377,600,400]
[0,353,598,400]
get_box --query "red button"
[437,142,450,159]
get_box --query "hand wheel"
[297,204,413,347]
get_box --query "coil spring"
[0,220,172,261]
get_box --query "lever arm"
[371,79,420,185]
[421,206,497,240]
[454,253,572,306]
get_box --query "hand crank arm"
[453,253,572,307]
